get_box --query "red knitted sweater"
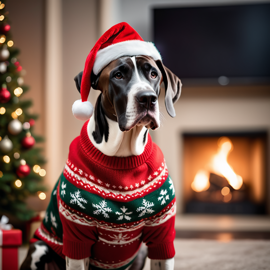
[35,121,176,270]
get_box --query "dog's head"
[75,55,181,133]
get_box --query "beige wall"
[6,0,46,211]
[61,0,98,165]
[6,0,45,136]
[61,0,98,166]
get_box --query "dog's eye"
[114,72,123,79]
[150,71,158,79]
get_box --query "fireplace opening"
[183,131,267,215]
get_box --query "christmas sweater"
[34,121,176,270]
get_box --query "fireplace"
[183,131,267,215]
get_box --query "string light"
[15,108,23,116]
[0,3,5,9]
[0,35,6,43]
[3,155,10,163]
[0,15,4,21]
[20,159,26,165]
[0,107,6,114]
[14,152,20,159]
[11,112,18,119]
[0,171,3,177]
[38,192,46,200]
[14,87,23,97]
[0,136,1,141]
[33,165,40,173]
[15,179,22,188]
[7,40,13,47]
[39,169,46,177]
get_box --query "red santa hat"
[72,22,162,120]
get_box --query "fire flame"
[191,170,210,192]
[191,137,243,192]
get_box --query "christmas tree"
[0,1,46,221]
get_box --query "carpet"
[19,239,270,270]
[144,239,270,270]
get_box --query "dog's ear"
[156,60,182,118]
[74,71,83,93]
[91,71,101,90]
[74,71,101,92]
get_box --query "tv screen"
[153,3,270,85]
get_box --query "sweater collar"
[79,120,153,170]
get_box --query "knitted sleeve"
[60,213,98,259]
[142,215,176,260]
[58,174,98,259]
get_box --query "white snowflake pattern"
[61,182,66,197]
[115,206,133,221]
[169,178,175,195]
[153,171,158,176]
[136,199,155,217]
[148,176,152,181]
[108,233,130,243]
[53,190,57,195]
[119,186,123,189]
[105,183,110,187]
[141,180,145,185]
[158,189,170,205]
[130,185,133,189]
[135,183,139,187]
[92,200,112,218]
[50,212,57,228]
[70,190,87,209]
[124,186,128,190]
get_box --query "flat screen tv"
[153,3,270,86]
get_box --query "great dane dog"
[21,26,181,270]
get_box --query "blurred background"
[1,0,270,268]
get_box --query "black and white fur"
[20,55,181,270]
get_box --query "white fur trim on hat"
[72,99,94,121]
[93,40,162,75]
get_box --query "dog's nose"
[136,91,157,109]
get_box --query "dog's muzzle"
[136,91,157,110]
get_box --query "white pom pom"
[72,99,94,121]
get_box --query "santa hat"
[72,22,162,120]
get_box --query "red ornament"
[3,24,10,32]
[16,66,22,72]
[21,135,35,149]
[0,87,10,103]
[29,119,35,126]
[16,164,31,178]
[14,61,20,67]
